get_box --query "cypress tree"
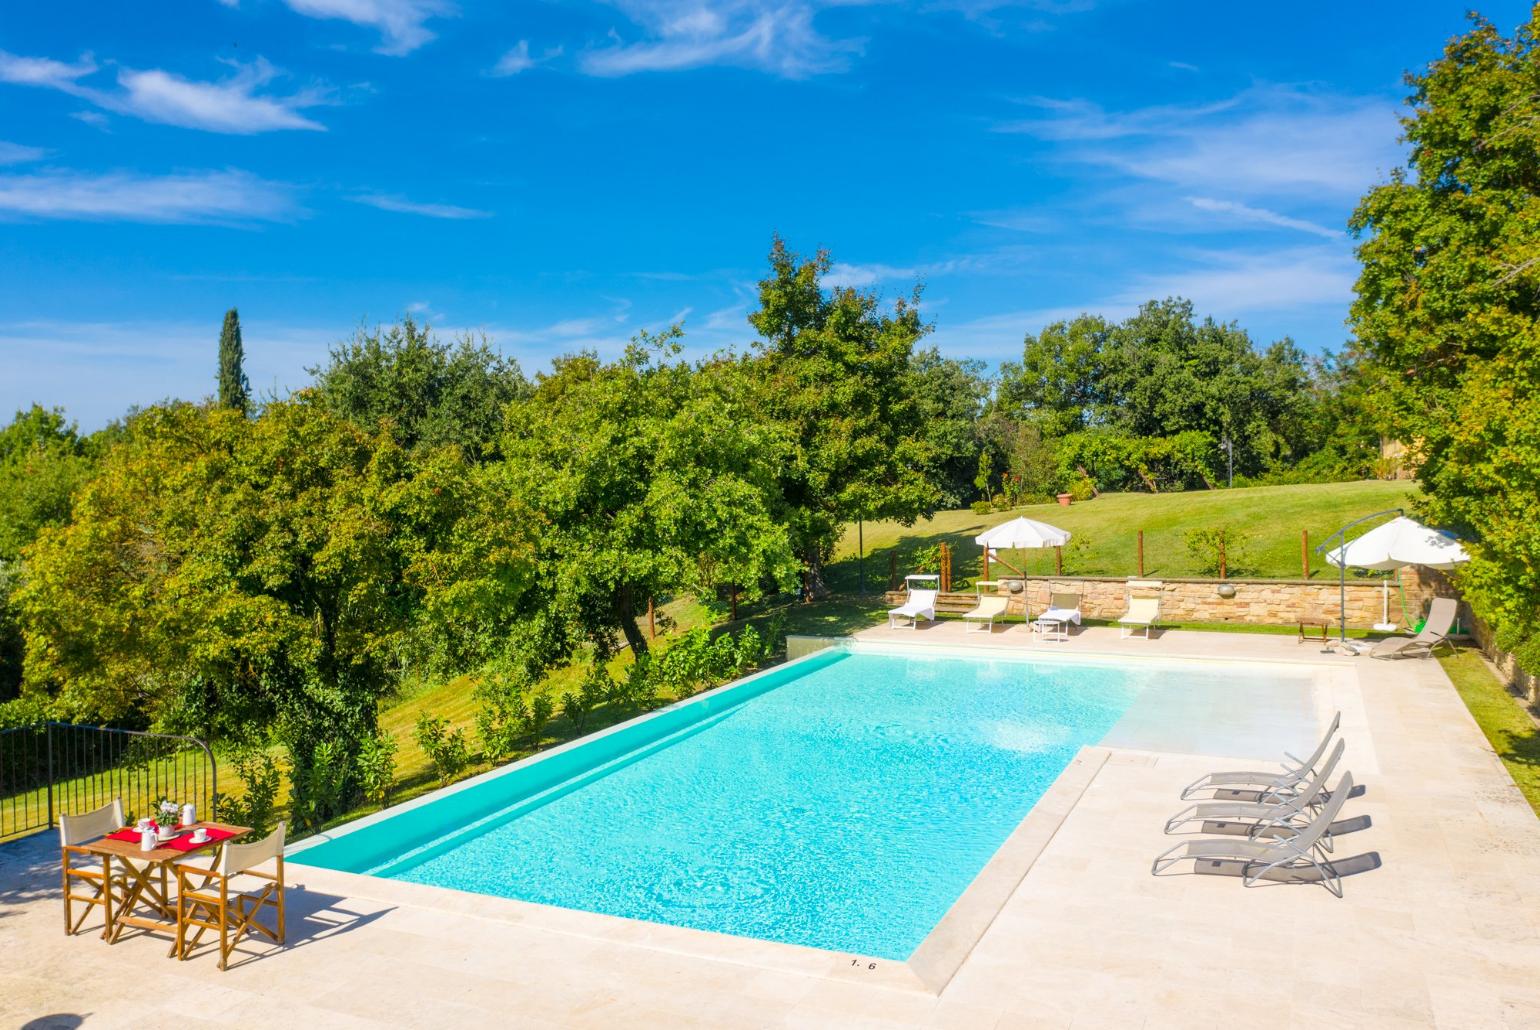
[217,307,250,415]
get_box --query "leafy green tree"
[743,237,943,594]
[998,302,1319,479]
[309,317,528,457]
[1350,11,1540,670]
[908,348,990,505]
[502,330,798,656]
[217,308,250,415]
[17,398,538,823]
[0,406,93,700]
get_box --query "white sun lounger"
[1151,772,1356,897]
[1033,590,1082,642]
[1164,739,1346,846]
[1179,711,1341,801]
[889,574,940,630]
[963,583,1010,633]
[1118,580,1161,639]
[1371,596,1457,659]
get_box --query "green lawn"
[1439,649,1540,817]
[829,480,1419,591]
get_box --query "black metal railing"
[0,723,216,841]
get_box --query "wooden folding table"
[82,821,251,954]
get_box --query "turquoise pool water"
[293,646,1305,959]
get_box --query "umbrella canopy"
[975,516,1072,551]
[1324,516,1469,571]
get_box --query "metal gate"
[0,723,216,841]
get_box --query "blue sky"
[0,1,1526,428]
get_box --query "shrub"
[970,499,993,515]
[474,662,532,761]
[293,739,348,831]
[524,692,555,748]
[1184,525,1255,578]
[1068,472,1096,502]
[735,625,765,672]
[356,733,397,808]
[414,713,469,786]
[561,664,610,734]
[619,652,658,710]
[214,746,281,837]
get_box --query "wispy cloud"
[0,169,298,224]
[283,0,455,56]
[1186,196,1340,240]
[491,40,535,76]
[999,86,1400,197]
[350,193,492,219]
[0,141,44,165]
[0,50,329,134]
[1119,244,1357,315]
[582,1,859,78]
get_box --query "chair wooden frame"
[174,823,286,970]
[59,799,125,937]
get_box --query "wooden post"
[1137,530,1144,578]
[648,596,656,640]
[982,546,990,583]
[1301,529,1310,580]
[1055,545,1063,576]
[941,543,952,592]
[1219,535,1227,580]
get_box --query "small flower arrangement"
[150,799,183,840]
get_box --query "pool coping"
[289,641,1348,997]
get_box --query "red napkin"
[104,826,237,851]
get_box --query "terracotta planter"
[1056,493,1072,506]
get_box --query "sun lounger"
[889,574,940,630]
[1164,739,1346,848]
[1179,712,1341,801]
[1370,596,1457,659]
[1118,580,1161,639]
[1151,772,1356,897]
[963,584,1009,633]
[1033,590,1082,642]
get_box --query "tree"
[501,331,798,657]
[996,301,1319,481]
[1349,11,1540,671]
[744,237,943,594]
[0,406,93,701]
[908,348,990,506]
[217,308,250,416]
[16,398,538,824]
[309,318,529,457]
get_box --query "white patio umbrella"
[975,516,1071,578]
[1324,516,1469,630]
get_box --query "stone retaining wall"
[889,568,1461,629]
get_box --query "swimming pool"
[292,644,1315,960]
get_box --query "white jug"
[181,803,196,827]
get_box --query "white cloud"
[114,61,327,133]
[582,1,858,78]
[0,51,96,91]
[283,0,454,56]
[1119,244,1357,315]
[0,141,44,165]
[0,50,328,134]
[0,169,298,224]
[999,86,1401,198]
[492,40,534,76]
[1167,60,1199,73]
[70,110,109,128]
[1186,196,1340,240]
[350,193,492,219]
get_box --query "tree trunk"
[803,549,831,601]
[615,586,649,655]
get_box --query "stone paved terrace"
[4,625,1540,1028]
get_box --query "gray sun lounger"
[1370,596,1457,659]
[1164,739,1347,852]
[1152,772,1356,897]
[1179,711,1340,801]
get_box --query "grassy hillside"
[829,480,1419,589]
